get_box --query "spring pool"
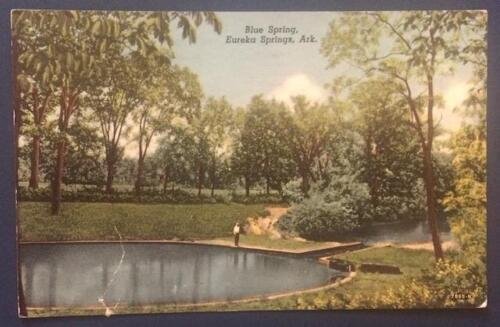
[20,243,340,308]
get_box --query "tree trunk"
[51,89,78,215]
[105,157,116,193]
[300,167,310,196]
[209,156,216,197]
[51,139,66,215]
[162,166,169,194]
[245,176,250,197]
[422,148,444,260]
[135,156,145,194]
[197,163,204,197]
[423,42,444,260]
[29,134,40,189]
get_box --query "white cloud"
[266,73,326,105]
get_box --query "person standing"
[233,222,240,247]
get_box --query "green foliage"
[31,116,105,185]
[286,96,338,194]
[18,186,285,205]
[299,259,485,309]
[13,10,222,207]
[231,95,295,194]
[280,167,370,239]
[295,247,484,309]
[350,79,426,221]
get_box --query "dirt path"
[245,206,289,239]
[368,240,458,252]
[396,240,458,251]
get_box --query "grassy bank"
[19,202,267,242]
[27,247,434,317]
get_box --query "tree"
[321,11,482,259]
[351,79,423,221]
[231,135,260,197]
[442,9,486,274]
[200,97,234,196]
[87,45,142,193]
[230,96,293,196]
[38,112,104,187]
[20,79,55,189]
[132,66,204,194]
[14,11,121,213]
[154,128,194,194]
[132,65,177,194]
[13,10,222,213]
[285,96,337,196]
[249,97,295,194]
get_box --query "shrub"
[279,172,370,240]
[297,258,486,310]
[17,186,286,205]
[281,179,304,203]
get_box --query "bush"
[298,258,486,310]
[17,186,286,205]
[282,179,304,203]
[279,172,370,240]
[230,193,284,205]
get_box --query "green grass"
[19,202,267,242]
[335,246,435,275]
[217,234,328,251]
[26,247,435,317]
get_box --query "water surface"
[21,243,339,308]
[334,218,452,245]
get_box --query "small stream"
[332,218,452,245]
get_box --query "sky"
[124,11,478,157]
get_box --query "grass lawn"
[19,201,267,242]
[27,246,435,317]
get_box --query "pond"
[20,243,340,308]
[334,218,452,245]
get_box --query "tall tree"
[87,45,143,193]
[285,96,337,196]
[154,128,194,194]
[443,10,487,266]
[321,11,482,259]
[21,78,54,189]
[351,79,423,221]
[132,66,177,194]
[239,96,295,194]
[197,97,234,197]
[13,11,221,212]
[132,66,204,194]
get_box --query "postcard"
[12,10,487,317]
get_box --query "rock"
[359,263,402,274]
[328,259,355,272]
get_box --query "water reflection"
[21,244,337,308]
